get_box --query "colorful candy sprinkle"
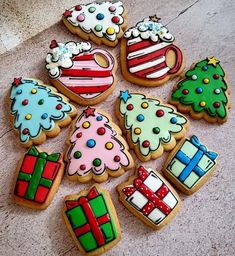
[76,132,82,138]
[96,116,103,121]
[82,121,90,128]
[127,104,134,110]
[95,24,102,32]
[41,113,48,119]
[93,158,101,166]
[109,6,116,12]
[137,114,144,122]
[199,101,206,107]
[192,75,197,80]
[214,88,221,94]
[105,142,113,150]
[213,102,220,108]
[87,139,96,148]
[213,74,219,79]
[142,140,150,148]
[202,66,208,71]
[156,110,164,117]
[25,114,31,120]
[112,16,120,23]
[153,127,160,134]
[141,102,148,109]
[203,78,209,84]
[182,89,189,95]
[88,6,96,13]
[106,27,115,35]
[96,13,104,20]
[75,5,82,11]
[114,155,120,162]
[170,117,177,124]
[38,99,44,105]
[17,89,22,95]
[97,127,106,135]
[80,164,86,170]
[196,87,203,94]
[134,128,141,135]
[74,151,82,159]
[22,99,28,105]
[56,104,62,110]
[31,88,37,94]
[77,14,85,22]
[22,128,29,135]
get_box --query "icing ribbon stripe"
[73,54,95,61]
[61,69,112,77]
[128,40,154,52]
[66,84,111,94]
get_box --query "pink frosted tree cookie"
[65,107,133,183]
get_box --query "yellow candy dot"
[203,78,209,84]
[82,121,90,128]
[141,102,148,109]
[105,142,113,150]
[31,88,37,94]
[199,101,206,107]
[25,114,31,120]
[134,128,141,135]
[107,27,115,35]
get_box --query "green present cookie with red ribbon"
[14,146,64,209]
[63,185,121,255]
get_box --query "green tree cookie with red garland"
[170,57,230,123]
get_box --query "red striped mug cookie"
[46,40,117,105]
[121,16,185,87]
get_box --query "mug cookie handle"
[166,45,183,74]
[92,49,115,70]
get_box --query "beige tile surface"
[0,0,235,255]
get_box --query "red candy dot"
[213,102,220,108]
[75,5,82,11]
[213,74,219,79]
[127,104,134,110]
[22,99,28,105]
[182,89,189,95]
[80,164,86,170]
[142,140,150,148]
[22,128,29,135]
[76,132,82,138]
[112,16,120,23]
[114,155,120,162]
[56,104,62,110]
[97,127,106,135]
[156,110,164,117]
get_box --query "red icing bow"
[50,40,59,49]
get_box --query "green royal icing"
[171,57,228,119]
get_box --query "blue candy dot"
[137,114,145,122]
[170,117,177,124]
[96,116,103,121]
[196,87,203,94]
[17,89,22,94]
[41,113,48,119]
[96,13,104,20]
[202,65,208,71]
[87,139,96,148]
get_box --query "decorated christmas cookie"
[120,15,184,86]
[117,166,181,230]
[46,41,118,105]
[116,91,189,161]
[62,1,127,47]
[170,57,230,123]
[9,78,77,147]
[162,135,218,195]
[65,107,134,183]
[63,185,121,255]
[14,146,64,209]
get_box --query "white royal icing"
[46,41,92,79]
[124,17,174,43]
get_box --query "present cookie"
[14,146,64,209]
[121,15,184,86]
[117,166,181,230]
[116,90,189,161]
[46,41,117,105]
[9,78,77,147]
[65,107,133,183]
[162,135,218,194]
[170,57,230,123]
[62,1,127,47]
[63,185,121,255]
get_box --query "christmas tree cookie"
[65,107,134,183]
[14,146,64,209]
[62,1,127,47]
[117,166,181,230]
[162,135,218,195]
[9,78,77,147]
[116,91,189,161]
[63,185,121,255]
[121,15,184,86]
[46,40,118,106]
[170,57,230,123]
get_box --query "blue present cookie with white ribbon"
[162,135,218,194]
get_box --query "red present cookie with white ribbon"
[46,40,117,105]
[117,166,181,229]
[121,15,184,86]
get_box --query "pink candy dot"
[109,6,116,12]
[77,14,85,22]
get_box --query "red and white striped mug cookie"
[46,40,117,105]
[121,16,185,87]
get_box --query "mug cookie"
[170,57,230,123]
[65,107,134,183]
[116,90,189,161]
[62,1,127,47]
[9,78,77,147]
[121,15,184,86]
[162,135,218,195]
[13,146,64,209]
[46,40,117,106]
[63,184,121,255]
[117,166,181,230]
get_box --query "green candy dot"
[89,6,96,13]
[95,24,103,32]
[153,127,160,134]
[74,151,82,159]
[38,99,44,105]
[93,158,101,167]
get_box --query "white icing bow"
[46,41,92,79]
[124,17,174,43]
